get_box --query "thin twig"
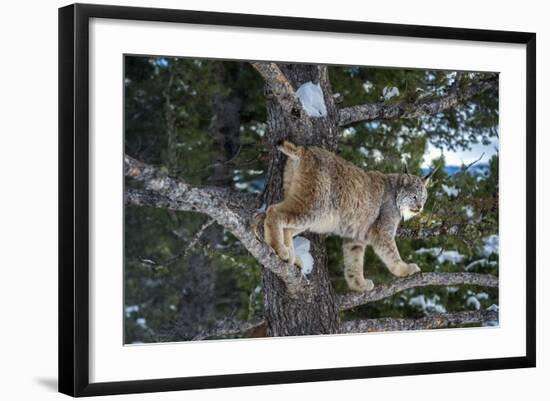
[463,152,485,172]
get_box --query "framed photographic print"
[58,3,536,397]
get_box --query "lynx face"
[396,175,428,221]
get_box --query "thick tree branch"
[251,62,313,130]
[192,310,499,338]
[124,155,312,295]
[341,310,498,333]
[338,74,498,126]
[338,272,498,311]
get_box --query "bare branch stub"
[338,272,498,311]
[338,73,498,126]
[341,310,498,333]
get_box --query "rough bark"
[338,74,498,126]
[260,63,342,336]
[338,272,499,311]
[341,310,498,333]
[190,309,498,339]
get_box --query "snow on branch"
[338,272,498,311]
[124,155,312,295]
[341,310,498,333]
[338,74,498,126]
[250,62,313,129]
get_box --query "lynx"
[264,141,437,292]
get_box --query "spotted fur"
[265,141,433,292]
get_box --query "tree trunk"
[261,64,341,336]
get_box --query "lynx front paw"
[405,263,421,275]
[392,262,421,277]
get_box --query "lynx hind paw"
[276,247,291,262]
[268,244,290,262]
[293,255,303,269]
[347,277,375,292]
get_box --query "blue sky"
[422,138,498,167]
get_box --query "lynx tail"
[277,140,302,160]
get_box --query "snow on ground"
[125,305,140,317]
[482,234,499,257]
[363,80,374,93]
[296,82,327,117]
[409,294,446,313]
[441,184,459,197]
[466,296,481,310]
[415,247,465,264]
[437,250,464,264]
[400,152,411,164]
[463,205,475,218]
[342,127,357,137]
[293,236,314,275]
[382,86,400,100]
[371,149,384,163]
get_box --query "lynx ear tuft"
[423,164,441,187]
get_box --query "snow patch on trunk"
[296,82,327,117]
[293,236,314,275]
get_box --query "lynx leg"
[264,204,290,261]
[369,231,420,277]
[283,228,303,268]
[343,239,374,292]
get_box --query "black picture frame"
[59,3,536,397]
